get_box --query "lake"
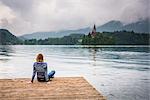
[0,45,149,100]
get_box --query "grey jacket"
[31,62,48,82]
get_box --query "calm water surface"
[0,45,149,100]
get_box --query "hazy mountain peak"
[104,20,123,25]
[97,20,123,32]
[122,19,149,33]
[20,19,149,39]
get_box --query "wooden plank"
[0,77,106,100]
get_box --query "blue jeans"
[48,70,55,79]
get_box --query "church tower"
[91,24,96,38]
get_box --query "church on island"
[88,24,97,38]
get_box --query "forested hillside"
[0,29,23,45]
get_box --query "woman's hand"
[27,81,33,83]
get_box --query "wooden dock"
[0,77,106,100]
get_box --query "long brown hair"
[36,54,44,62]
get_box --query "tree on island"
[82,25,115,45]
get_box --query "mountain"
[122,19,149,33]
[20,27,90,40]
[20,19,149,40]
[0,29,22,45]
[97,20,123,32]
[97,19,149,33]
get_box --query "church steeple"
[91,24,96,38]
[93,24,96,32]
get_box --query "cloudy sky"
[0,0,149,35]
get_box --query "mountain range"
[18,19,150,40]
[0,29,149,45]
[97,19,149,33]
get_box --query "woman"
[31,54,55,83]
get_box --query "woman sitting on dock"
[31,54,55,83]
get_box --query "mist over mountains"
[20,27,91,40]
[20,19,149,40]
[97,19,149,33]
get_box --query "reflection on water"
[0,45,149,100]
[0,45,14,62]
[98,47,149,53]
[0,45,14,56]
[89,48,98,61]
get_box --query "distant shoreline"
[0,29,149,45]
[0,44,149,47]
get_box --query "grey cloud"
[0,0,149,35]
[0,0,34,12]
[1,18,9,27]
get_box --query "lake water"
[0,45,149,100]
